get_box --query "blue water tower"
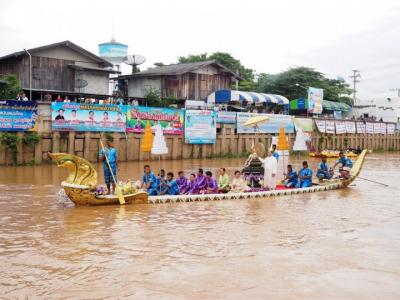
[98,39,128,67]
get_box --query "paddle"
[357,176,389,187]
[100,139,125,205]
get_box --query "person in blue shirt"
[99,138,118,195]
[296,161,313,188]
[272,144,279,161]
[141,165,159,195]
[160,172,180,195]
[284,164,298,188]
[156,169,166,191]
[333,151,353,179]
[316,156,333,181]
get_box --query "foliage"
[143,87,177,107]
[143,87,162,107]
[178,52,254,81]
[0,74,22,100]
[23,132,41,147]
[1,132,19,163]
[256,67,352,105]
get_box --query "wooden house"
[0,40,118,100]
[118,60,242,101]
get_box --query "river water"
[0,154,399,299]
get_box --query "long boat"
[49,150,367,206]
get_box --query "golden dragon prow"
[49,153,148,206]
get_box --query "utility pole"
[389,88,400,97]
[349,70,361,106]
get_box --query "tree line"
[176,52,353,105]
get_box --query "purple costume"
[205,178,218,194]
[186,180,197,194]
[176,176,189,194]
[193,174,207,194]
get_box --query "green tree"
[178,53,208,64]
[0,74,21,100]
[256,67,352,105]
[177,52,254,81]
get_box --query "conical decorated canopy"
[277,127,290,150]
[292,127,308,151]
[151,123,168,155]
[140,121,154,152]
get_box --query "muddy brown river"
[1,154,399,299]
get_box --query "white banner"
[335,121,347,134]
[308,87,324,114]
[315,119,326,133]
[345,121,356,134]
[366,122,374,134]
[326,120,335,134]
[380,123,387,134]
[373,123,381,134]
[387,123,395,134]
[356,122,366,134]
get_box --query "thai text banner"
[126,106,184,135]
[236,113,294,134]
[185,110,217,144]
[51,102,126,132]
[0,100,37,131]
[217,111,236,124]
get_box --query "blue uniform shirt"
[318,162,329,172]
[142,172,158,189]
[99,147,117,167]
[273,151,279,161]
[338,157,353,168]
[287,171,298,184]
[166,179,179,195]
[299,168,312,184]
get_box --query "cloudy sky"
[0,0,399,103]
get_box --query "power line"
[349,70,361,105]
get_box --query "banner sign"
[333,111,342,119]
[373,122,381,134]
[293,117,314,132]
[315,119,326,133]
[345,121,356,134]
[184,110,217,144]
[217,111,236,124]
[308,87,323,114]
[236,113,294,134]
[366,122,374,134]
[51,102,125,132]
[356,122,366,134]
[387,123,395,134]
[125,106,184,135]
[325,120,335,134]
[335,121,347,134]
[0,100,38,131]
[380,123,387,134]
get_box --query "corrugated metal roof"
[0,40,113,67]
[119,60,242,80]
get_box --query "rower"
[296,161,313,188]
[316,156,333,182]
[332,151,353,179]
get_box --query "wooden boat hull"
[59,150,367,206]
[62,182,148,206]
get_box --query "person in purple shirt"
[176,171,189,194]
[193,168,207,194]
[185,173,197,195]
[203,171,218,194]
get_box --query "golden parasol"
[244,115,269,127]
